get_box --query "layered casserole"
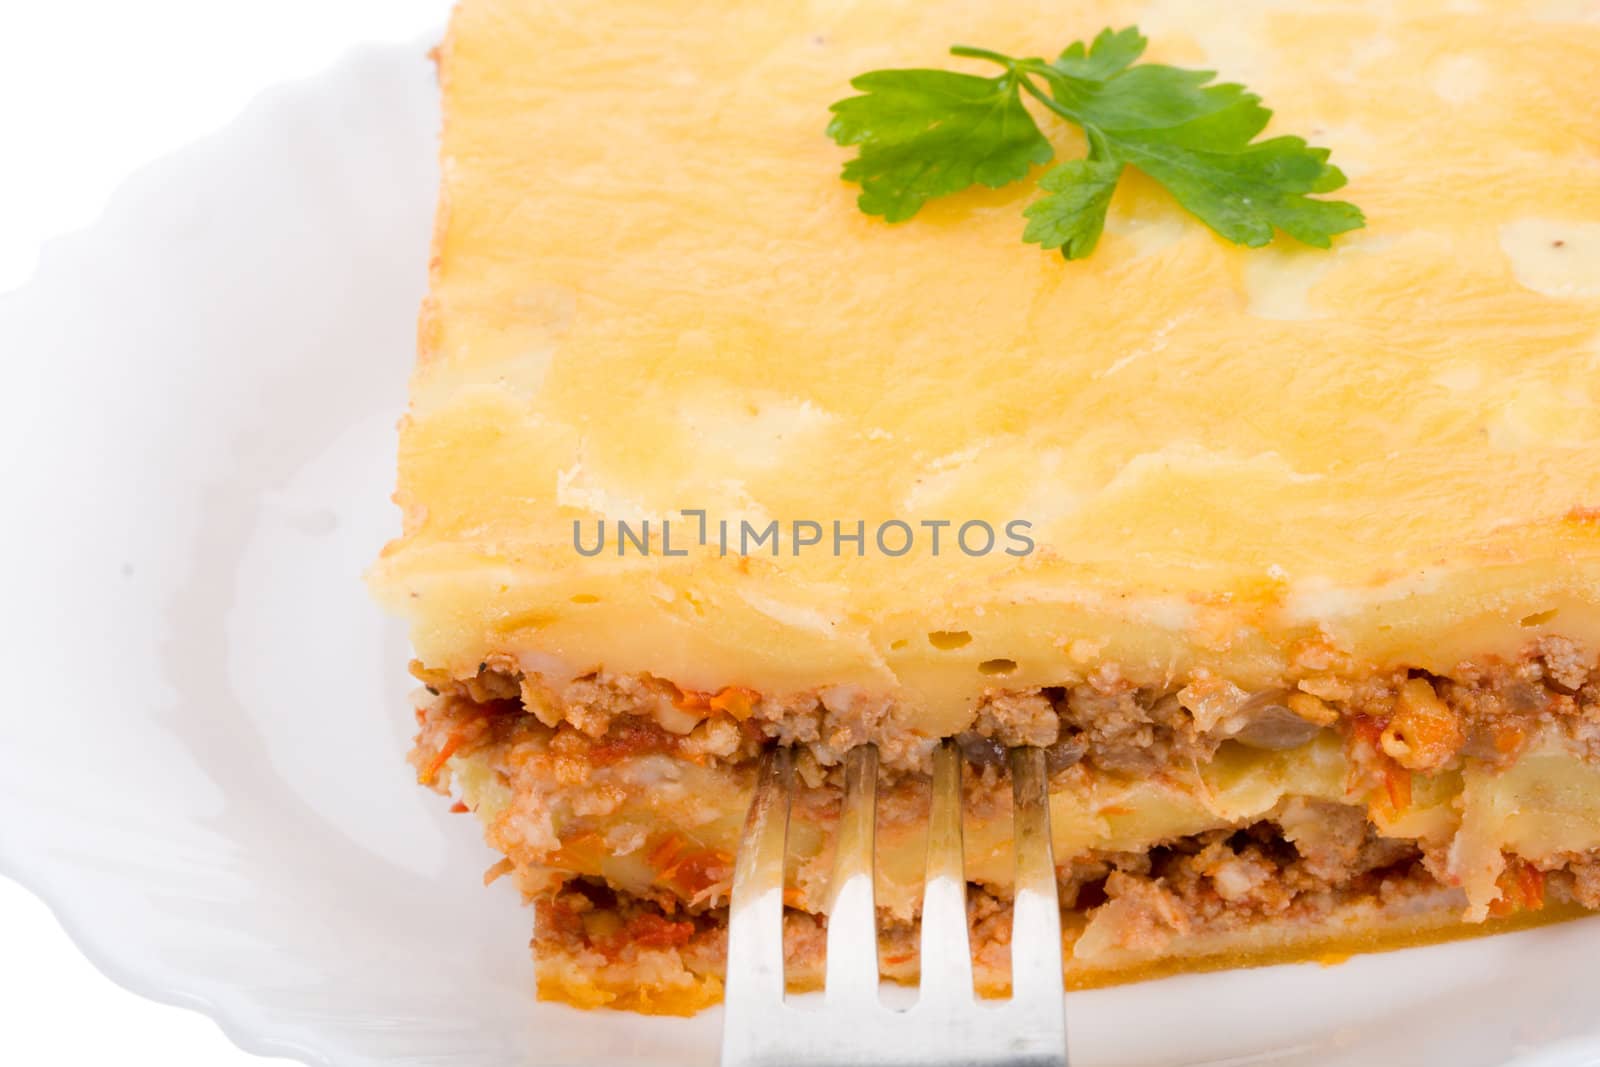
[371,0,1600,1014]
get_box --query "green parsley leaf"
[826,69,1054,223]
[1050,26,1146,82]
[826,27,1365,258]
[1116,133,1363,249]
[1022,158,1124,259]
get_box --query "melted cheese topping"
[373,0,1600,724]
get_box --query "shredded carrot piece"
[1518,863,1546,911]
[418,734,464,785]
[1490,861,1547,917]
[483,858,515,886]
[1383,764,1412,812]
[551,831,605,869]
[672,689,712,713]
[1349,716,1412,815]
[450,801,469,814]
[709,686,759,721]
[647,833,688,872]
[1494,724,1527,755]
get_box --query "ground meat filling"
[530,812,1592,1006]
[413,636,1598,778]
[409,643,1600,1010]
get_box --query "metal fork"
[720,740,1069,1067]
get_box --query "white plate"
[5,41,1600,1067]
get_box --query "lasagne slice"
[372,0,1600,1015]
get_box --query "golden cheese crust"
[371,0,1600,728]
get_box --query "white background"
[2,2,448,1063]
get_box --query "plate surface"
[3,42,1600,1067]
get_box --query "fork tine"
[724,747,793,1013]
[723,741,1070,1067]
[825,743,880,1005]
[1008,746,1067,1033]
[916,739,973,1008]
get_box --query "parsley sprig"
[826,28,1364,259]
